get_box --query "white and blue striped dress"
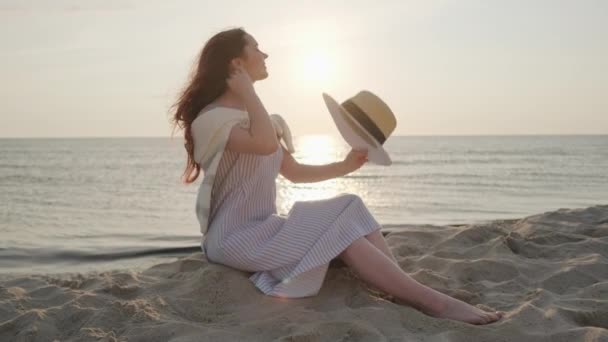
[202,143,381,298]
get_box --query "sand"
[1,205,607,341]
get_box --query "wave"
[0,246,201,267]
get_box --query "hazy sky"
[1,0,607,138]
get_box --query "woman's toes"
[475,312,489,324]
[488,311,502,322]
[479,312,493,324]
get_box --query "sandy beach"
[1,204,607,341]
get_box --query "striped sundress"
[202,143,382,298]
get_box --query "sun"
[297,49,336,87]
[302,51,331,82]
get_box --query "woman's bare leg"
[338,236,504,325]
[364,228,398,264]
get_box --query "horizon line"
[1,133,607,139]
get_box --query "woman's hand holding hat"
[342,148,369,174]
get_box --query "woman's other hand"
[227,62,255,99]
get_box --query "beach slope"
[1,205,607,341]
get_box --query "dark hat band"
[341,100,387,145]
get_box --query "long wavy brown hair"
[170,27,248,184]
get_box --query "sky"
[1,0,607,138]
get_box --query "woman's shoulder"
[193,105,247,128]
[199,103,221,115]
[196,104,223,118]
[201,103,247,115]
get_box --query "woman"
[171,27,504,325]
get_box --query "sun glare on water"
[296,134,340,165]
[276,135,370,214]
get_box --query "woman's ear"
[230,58,244,72]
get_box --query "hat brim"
[323,93,392,166]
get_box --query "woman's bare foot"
[423,295,505,325]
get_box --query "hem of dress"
[249,224,382,298]
[202,228,224,263]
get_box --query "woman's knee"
[338,236,367,259]
[365,227,383,238]
[339,192,362,204]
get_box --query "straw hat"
[322,90,396,166]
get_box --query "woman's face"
[232,34,269,82]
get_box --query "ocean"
[1,135,606,275]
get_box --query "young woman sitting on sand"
[170,27,505,325]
